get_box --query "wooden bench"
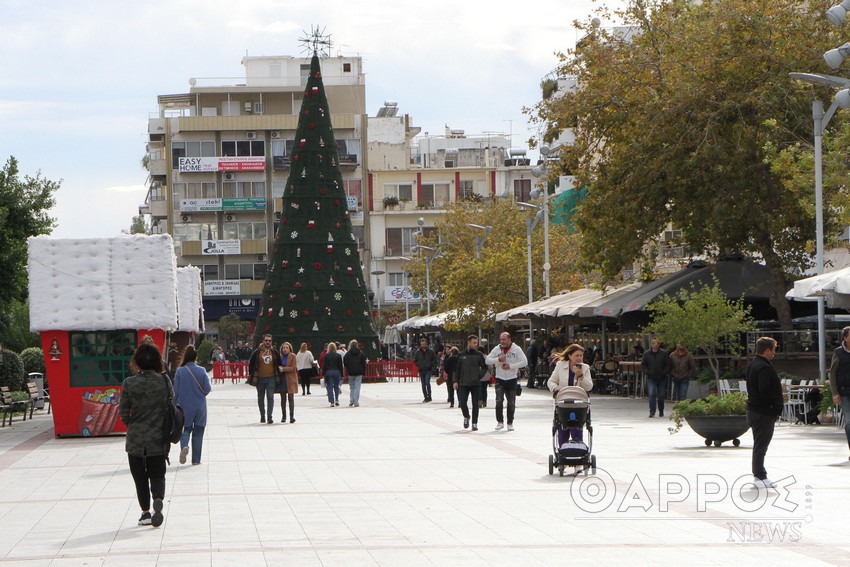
[0,386,27,427]
[25,382,40,420]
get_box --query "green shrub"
[20,347,46,385]
[668,392,748,433]
[196,339,213,368]
[0,350,26,391]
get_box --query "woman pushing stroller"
[548,344,593,446]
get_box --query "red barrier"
[365,361,419,383]
[212,362,249,384]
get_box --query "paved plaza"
[0,378,848,566]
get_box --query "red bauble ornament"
[308,123,316,129]
[288,327,296,334]
[315,72,321,78]
[303,109,310,116]
[303,309,310,316]
[337,325,344,332]
[314,262,322,270]
[319,187,327,195]
[295,282,302,287]
[334,199,340,205]
[265,325,270,331]
[346,310,352,316]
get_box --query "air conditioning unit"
[246,131,257,139]
[224,172,236,181]
[257,254,267,262]
[270,131,281,139]
[225,213,235,222]
[444,160,455,168]
[180,214,192,222]
[244,102,252,113]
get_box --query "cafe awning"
[786,266,850,308]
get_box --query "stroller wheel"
[591,454,597,475]
[548,455,554,476]
[713,440,723,447]
[704,438,712,447]
[733,438,741,447]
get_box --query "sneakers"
[138,512,152,526]
[648,414,655,418]
[659,412,664,418]
[267,418,274,424]
[151,498,164,527]
[260,417,266,423]
[755,478,776,488]
[507,424,514,431]
[463,418,469,429]
[335,402,340,406]
[471,424,478,431]
[330,403,335,407]
[495,422,504,431]
[354,403,359,407]
[290,418,295,423]
[350,402,354,407]
[179,446,189,465]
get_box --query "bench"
[0,386,27,427]
[25,382,40,420]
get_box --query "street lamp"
[516,203,543,303]
[465,223,493,340]
[371,269,385,331]
[531,144,555,298]
[789,72,850,381]
[398,257,413,321]
[411,244,441,315]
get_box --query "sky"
[0,0,623,238]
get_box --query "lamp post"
[531,144,554,298]
[516,203,543,303]
[465,223,493,340]
[789,72,850,381]
[398,257,413,322]
[371,269,385,332]
[411,244,440,315]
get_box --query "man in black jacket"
[641,337,672,418]
[248,335,282,423]
[413,337,438,403]
[829,326,850,459]
[343,340,368,407]
[746,336,783,488]
[453,335,488,431]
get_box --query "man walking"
[525,339,539,389]
[454,335,488,431]
[413,337,438,403]
[485,332,528,431]
[641,337,672,417]
[248,334,282,423]
[343,339,368,407]
[746,337,783,488]
[669,344,697,401]
[829,326,850,460]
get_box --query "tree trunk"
[761,248,793,331]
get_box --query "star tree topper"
[299,26,333,57]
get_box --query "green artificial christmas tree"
[253,52,378,359]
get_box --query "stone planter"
[684,415,750,447]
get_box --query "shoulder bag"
[163,373,185,445]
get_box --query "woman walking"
[547,344,593,446]
[173,345,212,466]
[322,342,344,406]
[296,343,315,395]
[118,341,171,527]
[278,342,298,423]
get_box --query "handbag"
[310,362,320,377]
[436,371,447,386]
[162,374,184,445]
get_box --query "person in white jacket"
[485,332,528,431]
[548,343,593,445]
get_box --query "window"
[272,181,285,199]
[344,179,362,207]
[514,179,532,202]
[352,226,364,249]
[201,264,219,280]
[172,182,217,210]
[271,139,294,157]
[421,183,451,208]
[223,181,265,199]
[386,227,437,256]
[69,331,137,388]
[172,224,217,242]
[221,140,265,157]
[388,272,405,286]
[300,64,311,85]
[384,183,414,201]
[343,62,351,72]
[171,141,215,168]
[223,263,266,280]
[459,180,475,200]
[222,222,267,240]
[336,139,361,163]
[150,183,165,201]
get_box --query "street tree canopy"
[404,199,587,331]
[526,0,850,329]
[0,156,58,307]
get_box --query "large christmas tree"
[254,52,378,359]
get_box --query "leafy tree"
[123,215,150,235]
[404,199,587,331]
[645,279,755,382]
[19,347,46,386]
[0,349,26,391]
[217,314,248,348]
[526,0,848,329]
[196,339,214,368]
[0,299,40,353]
[0,157,59,307]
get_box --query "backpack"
[162,374,185,445]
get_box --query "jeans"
[841,396,850,449]
[479,381,489,406]
[674,379,690,401]
[446,376,455,404]
[457,384,480,424]
[128,454,166,511]
[495,379,518,424]
[747,409,776,480]
[180,424,205,464]
[419,370,432,400]
[647,378,667,415]
[349,375,362,405]
[256,377,276,420]
[325,370,341,403]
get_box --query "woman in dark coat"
[173,345,212,465]
[119,342,171,527]
[322,342,344,406]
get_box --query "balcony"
[150,199,168,219]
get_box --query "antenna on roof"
[299,25,333,57]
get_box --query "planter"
[685,415,750,447]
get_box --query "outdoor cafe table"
[617,360,644,398]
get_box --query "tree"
[0,350,26,391]
[645,279,755,382]
[404,199,587,331]
[526,0,849,329]
[0,299,40,353]
[252,53,378,359]
[217,314,248,348]
[123,215,150,235]
[0,156,59,307]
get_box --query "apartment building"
[366,115,534,310]
[142,55,368,337]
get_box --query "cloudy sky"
[0,0,622,238]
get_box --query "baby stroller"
[548,386,596,477]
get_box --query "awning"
[495,291,579,322]
[786,266,850,309]
[575,283,644,318]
